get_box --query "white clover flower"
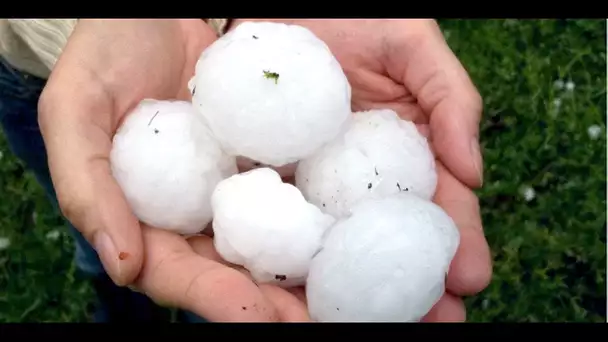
[587,125,602,140]
[0,237,11,251]
[565,80,575,91]
[522,187,536,202]
[46,230,61,241]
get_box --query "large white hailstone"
[110,99,238,235]
[211,167,335,287]
[295,109,437,218]
[306,193,460,322]
[190,21,352,168]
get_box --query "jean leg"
[0,57,177,322]
[0,58,106,276]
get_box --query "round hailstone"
[306,192,460,322]
[211,167,335,287]
[190,21,352,168]
[295,109,436,218]
[110,99,238,235]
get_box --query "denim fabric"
[0,57,105,276]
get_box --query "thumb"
[38,73,143,286]
[387,20,484,188]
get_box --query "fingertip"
[433,162,493,296]
[138,226,281,322]
[422,293,466,322]
[430,107,483,189]
[101,184,146,286]
[446,227,493,296]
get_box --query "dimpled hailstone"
[211,167,335,287]
[306,193,460,322]
[110,99,238,235]
[190,21,352,167]
[295,109,437,218]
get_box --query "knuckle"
[37,85,57,131]
[472,258,494,294]
[469,87,484,114]
[139,250,189,305]
[56,190,90,237]
[184,266,245,305]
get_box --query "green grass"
[0,19,606,322]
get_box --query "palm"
[87,20,214,124]
[229,19,493,322]
[232,19,425,124]
[40,19,309,322]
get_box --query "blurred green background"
[0,19,606,322]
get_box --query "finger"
[422,293,466,322]
[258,285,311,322]
[416,123,431,139]
[433,162,492,296]
[286,286,307,304]
[387,19,483,188]
[135,226,281,322]
[38,73,143,287]
[187,235,251,277]
[188,235,310,322]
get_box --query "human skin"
[38,19,308,322]
[38,18,491,322]
[227,18,493,322]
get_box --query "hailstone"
[295,109,437,218]
[306,192,460,322]
[211,167,335,287]
[110,99,237,235]
[190,21,352,167]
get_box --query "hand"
[38,19,308,322]
[135,226,309,322]
[230,19,493,321]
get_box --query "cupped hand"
[135,226,309,322]
[230,18,493,321]
[38,19,308,322]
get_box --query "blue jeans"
[0,57,104,276]
[0,57,205,323]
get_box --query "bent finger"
[434,162,493,296]
[422,293,466,322]
[388,19,483,188]
[188,235,311,322]
[187,235,251,277]
[38,72,143,286]
[135,226,280,322]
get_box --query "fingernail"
[93,231,123,284]
[470,139,483,186]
